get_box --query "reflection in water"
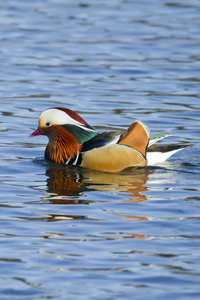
[45,164,149,201]
[45,166,85,203]
[83,167,148,202]
[38,162,149,222]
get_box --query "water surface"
[1,0,200,299]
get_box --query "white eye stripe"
[40,109,96,132]
[41,109,79,126]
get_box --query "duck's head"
[30,107,97,164]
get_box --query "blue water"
[1,0,200,299]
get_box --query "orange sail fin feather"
[119,121,149,157]
[30,107,192,172]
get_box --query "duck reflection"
[83,167,148,202]
[40,163,149,222]
[44,164,149,201]
[45,166,86,203]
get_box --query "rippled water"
[1,0,200,299]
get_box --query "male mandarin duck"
[30,107,191,172]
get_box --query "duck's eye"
[45,122,51,127]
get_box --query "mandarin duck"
[30,107,191,172]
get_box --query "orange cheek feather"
[45,125,81,164]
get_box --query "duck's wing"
[81,131,122,152]
[82,120,150,156]
[80,122,149,172]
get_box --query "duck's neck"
[45,126,81,164]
